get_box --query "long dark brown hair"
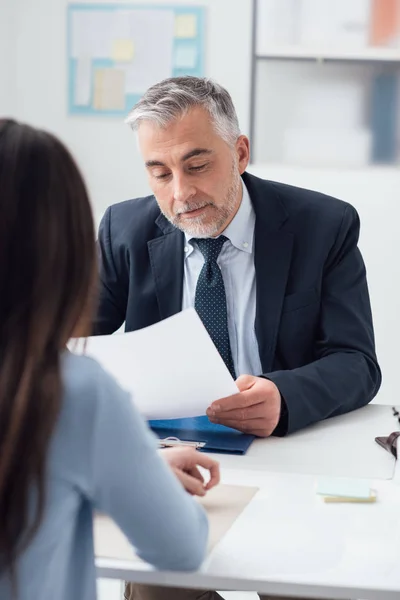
[0,120,96,589]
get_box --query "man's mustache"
[175,201,213,216]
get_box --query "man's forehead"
[138,108,215,144]
[138,118,221,164]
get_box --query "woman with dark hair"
[0,119,218,600]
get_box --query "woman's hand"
[162,447,220,497]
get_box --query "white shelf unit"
[249,0,400,166]
[256,46,400,62]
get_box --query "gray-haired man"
[96,76,379,600]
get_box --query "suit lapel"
[254,226,293,372]
[148,215,184,320]
[243,173,294,373]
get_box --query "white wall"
[7,0,400,402]
[0,0,17,116]
[250,164,400,404]
[13,0,253,224]
[254,60,375,165]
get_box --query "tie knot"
[194,236,228,261]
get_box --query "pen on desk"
[158,437,206,449]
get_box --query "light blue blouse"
[0,352,208,599]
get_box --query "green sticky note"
[316,478,372,499]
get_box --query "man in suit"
[96,76,380,600]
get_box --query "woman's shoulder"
[60,351,129,418]
[62,350,108,391]
[48,352,131,487]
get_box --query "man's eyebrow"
[181,148,213,162]
[145,148,213,168]
[145,159,166,168]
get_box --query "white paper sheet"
[74,56,92,106]
[70,309,238,420]
[121,9,174,95]
[71,10,112,59]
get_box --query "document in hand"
[70,308,238,419]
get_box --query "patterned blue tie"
[194,236,236,379]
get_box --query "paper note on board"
[93,68,125,111]
[71,9,113,59]
[112,39,135,62]
[174,45,198,69]
[74,56,92,106]
[121,9,175,95]
[175,14,197,38]
[70,309,238,420]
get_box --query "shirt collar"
[184,179,255,255]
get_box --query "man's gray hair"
[126,76,241,146]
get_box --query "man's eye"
[189,164,207,172]
[154,172,170,180]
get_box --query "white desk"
[96,404,400,599]
[210,404,396,479]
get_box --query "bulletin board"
[67,4,206,116]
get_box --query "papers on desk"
[70,309,238,420]
[94,484,259,562]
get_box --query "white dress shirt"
[182,181,263,377]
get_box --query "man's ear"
[235,135,250,174]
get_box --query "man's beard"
[158,167,241,239]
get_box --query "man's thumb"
[235,374,256,392]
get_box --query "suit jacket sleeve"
[266,204,381,435]
[94,207,127,335]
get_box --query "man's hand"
[206,375,281,437]
[162,447,220,497]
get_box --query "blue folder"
[149,416,255,455]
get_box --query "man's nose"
[173,173,196,204]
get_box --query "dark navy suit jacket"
[95,172,381,435]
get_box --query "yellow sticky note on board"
[93,68,125,111]
[175,14,197,38]
[112,39,135,62]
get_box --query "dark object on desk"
[374,407,400,459]
[149,416,255,455]
[375,431,400,459]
